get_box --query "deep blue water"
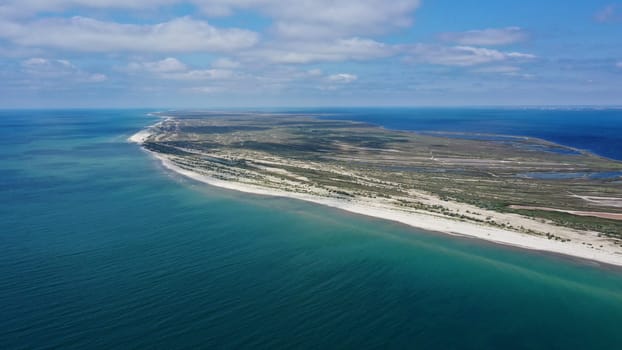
[2,109,622,349]
[301,107,622,160]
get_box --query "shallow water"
[1,109,622,349]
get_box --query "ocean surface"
[1,108,622,349]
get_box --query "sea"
[1,108,622,349]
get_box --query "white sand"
[128,129,622,267]
[128,129,152,143]
[127,117,171,144]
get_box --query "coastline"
[128,127,622,267]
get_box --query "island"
[130,111,622,266]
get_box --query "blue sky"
[0,0,621,107]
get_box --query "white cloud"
[167,69,234,80]
[185,86,224,94]
[251,37,392,64]
[22,57,55,68]
[126,57,234,80]
[21,57,106,82]
[87,73,107,82]
[0,43,44,58]
[0,16,259,53]
[0,0,176,18]
[328,73,357,83]
[405,44,536,66]
[507,52,534,58]
[472,65,534,79]
[439,27,528,46]
[195,0,421,38]
[0,0,421,65]
[127,57,187,73]
[2,0,421,40]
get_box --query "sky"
[0,0,621,107]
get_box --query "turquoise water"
[2,109,622,349]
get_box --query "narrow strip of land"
[130,112,622,266]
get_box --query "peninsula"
[131,112,622,266]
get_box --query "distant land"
[131,111,622,266]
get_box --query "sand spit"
[129,128,622,267]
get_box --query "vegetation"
[142,112,622,239]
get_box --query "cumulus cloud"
[126,57,234,80]
[439,27,528,46]
[0,0,176,18]
[0,16,259,52]
[185,86,224,94]
[2,0,421,39]
[251,37,392,64]
[0,0,420,66]
[405,44,536,66]
[127,57,187,73]
[21,57,106,82]
[471,65,534,79]
[195,0,421,38]
[167,69,234,80]
[1,0,573,104]
[327,73,357,83]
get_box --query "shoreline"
[128,127,622,268]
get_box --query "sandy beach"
[129,129,622,267]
